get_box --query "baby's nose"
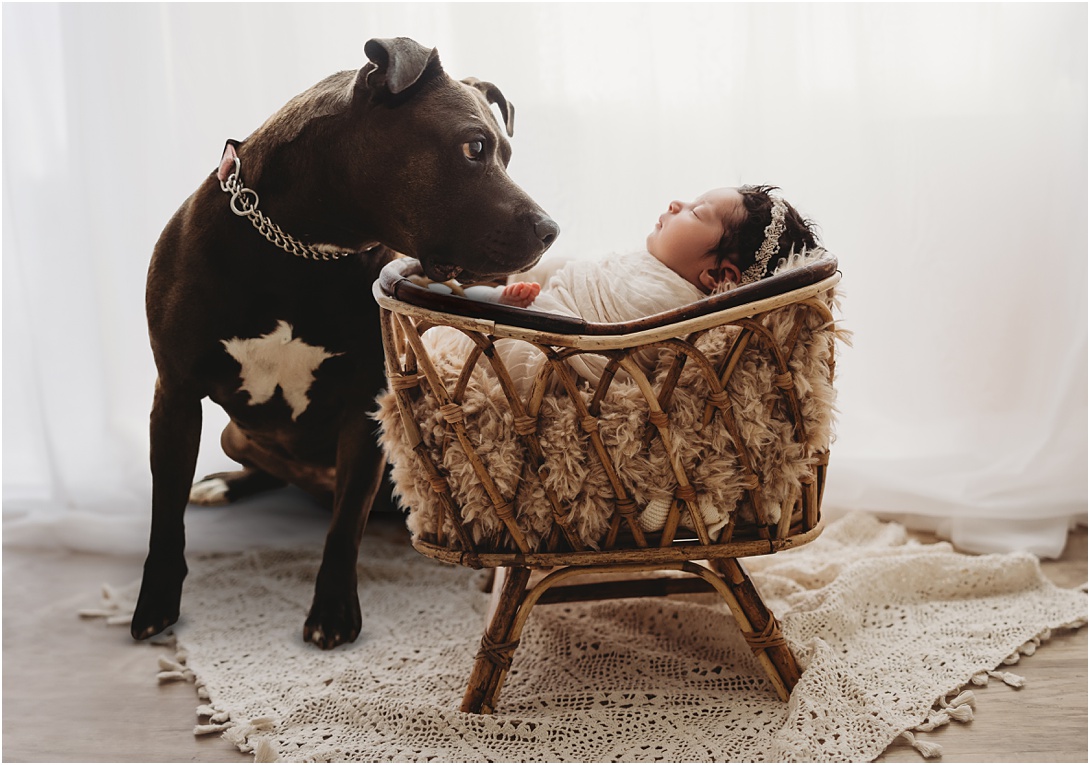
[668,200,682,213]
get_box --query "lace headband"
[738,196,788,286]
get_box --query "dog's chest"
[219,320,343,421]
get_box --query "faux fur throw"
[375,252,846,552]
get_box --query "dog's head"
[353,37,558,281]
[236,37,558,282]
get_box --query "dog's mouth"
[423,262,491,285]
[424,251,543,285]
[425,262,466,282]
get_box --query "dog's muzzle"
[535,217,560,249]
[426,213,559,283]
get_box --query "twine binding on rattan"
[648,410,669,428]
[707,390,730,409]
[476,635,521,670]
[513,415,537,436]
[743,615,787,653]
[389,374,419,391]
[615,498,638,518]
[440,403,465,424]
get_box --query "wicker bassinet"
[374,251,843,713]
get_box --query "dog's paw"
[189,477,231,506]
[130,606,178,641]
[304,594,362,650]
[131,561,186,640]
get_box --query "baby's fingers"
[501,281,541,307]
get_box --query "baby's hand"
[499,281,541,308]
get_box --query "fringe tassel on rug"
[903,616,1086,760]
[901,689,977,758]
[158,656,196,684]
[254,737,280,763]
[972,666,1025,688]
[223,717,281,761]
[78,584,134,626]
[900,731,943,759]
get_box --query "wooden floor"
[3,516,1085,763]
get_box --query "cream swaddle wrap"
[450,250,706,396]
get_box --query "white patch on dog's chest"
[221,320,341,420]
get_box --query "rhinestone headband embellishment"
[739,197,788,286]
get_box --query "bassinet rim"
[372,254,840,351]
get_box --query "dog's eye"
[463,140,484,161]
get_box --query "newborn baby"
[446,185,819,394]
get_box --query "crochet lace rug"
[86,512,1087,762]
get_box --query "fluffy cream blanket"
[376,253,848,552]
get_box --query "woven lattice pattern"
[375,260,845,556]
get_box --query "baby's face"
[646,188,744,290]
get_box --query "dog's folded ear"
[360,37,440,97]
[217,139,241,183]
[462,78,515,138]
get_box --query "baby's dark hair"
[712,185,820,280]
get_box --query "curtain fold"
[4,3,1085,557]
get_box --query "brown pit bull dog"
[133,37,558,649]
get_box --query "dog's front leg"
[131,379,202,640]
[304,405,387,649]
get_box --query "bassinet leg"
[485,567,506,624]
[712,558,801,699]
[461,566,531,714]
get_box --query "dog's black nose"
[535,217,560,249]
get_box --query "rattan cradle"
[374,252,842,713]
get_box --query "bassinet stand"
[375,254,840,713]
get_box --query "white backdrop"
[3,3,1086,557]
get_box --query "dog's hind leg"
[204,421,335,507]
[189,468,287,506]
[132,379,202,640]
[190,422,287,505]
[304,404,387,649]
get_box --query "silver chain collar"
[219,156,357,262]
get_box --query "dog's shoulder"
[242,71,358,178]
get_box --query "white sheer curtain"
[4,3,1085,557]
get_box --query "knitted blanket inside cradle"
[375,260,844,552]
